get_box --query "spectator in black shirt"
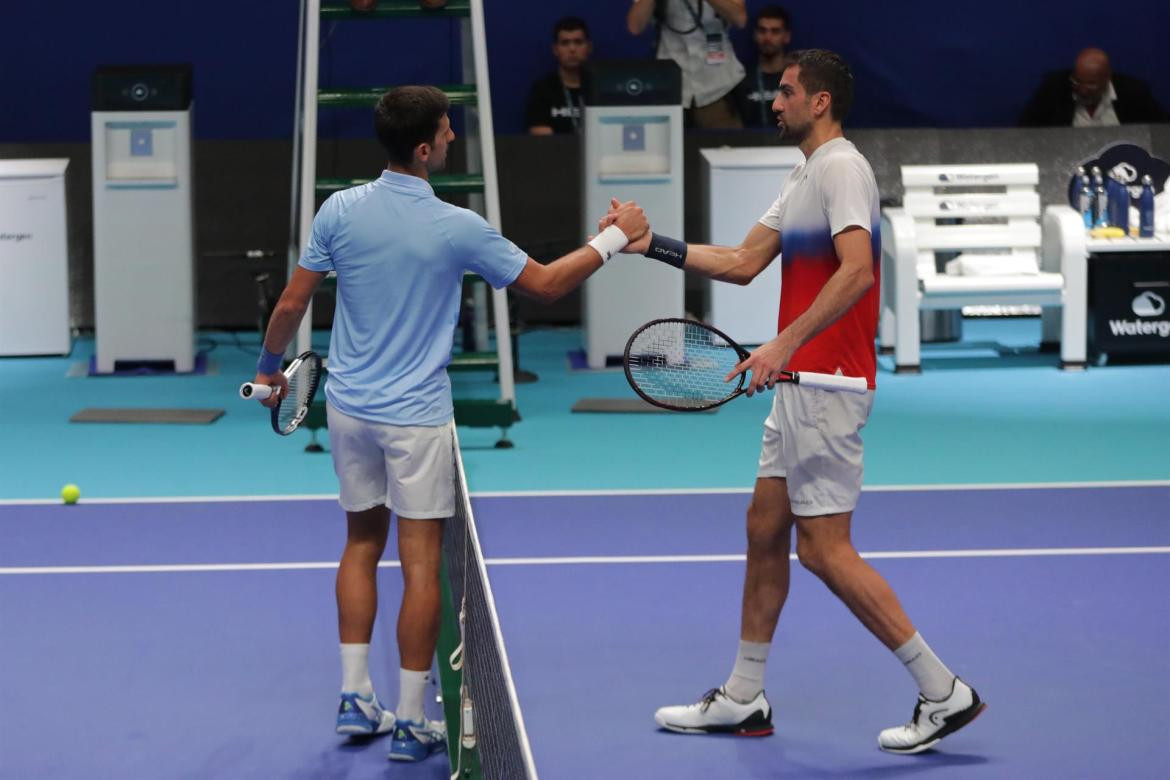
[1018,47,1168,127]
[737,5,792,128]
[526,17,592,135]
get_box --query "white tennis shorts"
[326,403,455,518]
[756,382,875,516]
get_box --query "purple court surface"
[1,485,1168,779]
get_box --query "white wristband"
[587,224,629,264]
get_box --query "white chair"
[879,163,1087,372]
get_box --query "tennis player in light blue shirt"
[250,86,647,762]
[299,169,527,426]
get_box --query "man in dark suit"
[1019,47,1167,127]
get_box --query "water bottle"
[1078,173,1093,228]
[1094,184,1108,227]
[1139,174,1155,237]
[1108,176,1129,233]
[1090,167,1104,224]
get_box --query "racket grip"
[795,372,869,394]
[239,382,275,400]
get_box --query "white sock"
[724,640,770,703]
[397,668,430,724]
[340,643,374,696]
[894,632,955,701]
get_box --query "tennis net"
[438,428,537,780]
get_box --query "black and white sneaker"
[654,687,773,736]
[878,677,986,754]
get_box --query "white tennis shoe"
[654,687,774,736]
[878,677,986,754]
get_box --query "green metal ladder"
[290,0,518,446]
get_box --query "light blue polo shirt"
[298,170,528,426]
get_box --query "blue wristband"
[644,233,687,268]
[257,346,283,374]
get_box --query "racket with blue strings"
[624,319,867,412]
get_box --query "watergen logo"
[0,233,33,243]
[1133,291,1166,317]
[1109,162,1139,185]
[1109,319,1170,337]
[1107,291,1169,338]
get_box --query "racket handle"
[239,382,275,400]
[794,372,869,394]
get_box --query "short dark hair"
[756,5,790,28]
[374,86,450,167]
[783,49,853,122]
[553,16,589,42]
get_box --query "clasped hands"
[598,197,653,253]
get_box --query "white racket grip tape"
[587,224,629,263]
[796,372,869,393]
[239,383,275,400]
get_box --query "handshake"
[590,197,687,270]
[597,197,653,255]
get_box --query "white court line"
[472,480,1170,497]
[3,546,1168,575]
[0,494,338,507]
[1,480,1168,506]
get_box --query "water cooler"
[581,61,683,368]
[91,64,195,373]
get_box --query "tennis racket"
[623,318,868,412]
[239,350,323,435]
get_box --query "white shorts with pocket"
[326,403,455,518]
[756,382,875,516]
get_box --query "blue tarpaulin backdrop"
[1,0,1165,141]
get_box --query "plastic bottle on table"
[1076,166,1093,228]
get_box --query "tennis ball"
[61,484,80,505]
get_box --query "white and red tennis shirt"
[758,137,881,389]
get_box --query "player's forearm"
[707,0,747,27]
[680,243,756,284]
[781,262,873,348]
[531,246,606,303]
[262,298,309,355]
[627,0,655,35]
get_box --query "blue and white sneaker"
[336,692,396,736]
[388,718,447,762]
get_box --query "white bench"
[879,163,1088,372]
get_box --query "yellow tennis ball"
[61,484,80,505]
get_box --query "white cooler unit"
[0,159,71,355]
[701,146,805,345]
